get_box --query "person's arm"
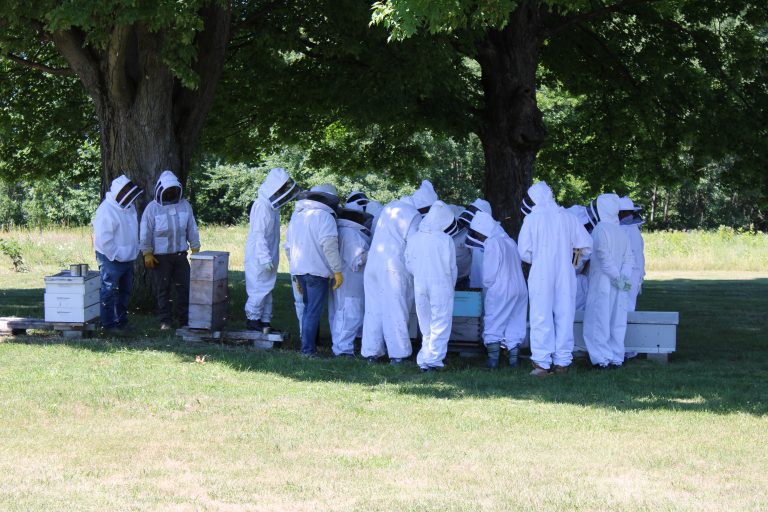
[573,219,593,256]
[320,236,343,273]
[138,204,154,254]
[185,202,201,251]
[517,221,533,264]
[93,209,119,259]
[482,239,501,289]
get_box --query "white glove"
[611,276,625,290]
[263,262,275,273]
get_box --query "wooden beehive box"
[188,251,229,330]
[43,271,101,323]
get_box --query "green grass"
[0,228,767,510]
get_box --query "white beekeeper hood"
[258,167,299,209]
[411,180,438,215]
[458,198,492,229]
[465,210,502,249]
[567,205,590,226]
[587,193,621,227]
[619,196,644,225]
[153,170,183,205]
[346,190,369,211]
[108,174,143,209]
[521,181,555,216]
[419,200,459,236]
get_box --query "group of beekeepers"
[243,167,646,375]
[92,168,645,375]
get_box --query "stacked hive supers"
[188,251,229,330]
[43,271,101,323]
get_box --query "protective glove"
[264,261,275,273]
[191,247,200,253]
[332,272,344,291]
[610,276,625,290]
[620,274,633,291]
[294,277,302,296]
[143,252,159,269]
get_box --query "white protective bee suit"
[619,196,645,312]
[244,167,298,324]
[457,199,493,289]
[139,171,200,255]
[93,175,141,263]
[518,182,593,370]
[566,205,592,311]
[583,193,634,367]
[449,205,473,286]
[405,201,458,370]
[466,211,528,351]
[328,209,372,355]
[361,180,437,360]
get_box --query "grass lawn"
[0,228,767,511]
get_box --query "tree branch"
[51,29,102,102]
[544,0,654,39]
[4,52,73,76]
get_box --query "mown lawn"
[0,228,767,511]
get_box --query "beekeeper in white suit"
[244,167,299,331]
[405,201,458,371]
[361,180,437,364]
[583,194,635,368]
[518,181,593,376]
[466,211,528,368]
[618,196,645,311]
[457,198,493,289]
[285,184,344,357]
[328,208,373,356]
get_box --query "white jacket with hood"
[93,175,141,262]
[139,170,200,255]
[285,198,342,278]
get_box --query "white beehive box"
[43,271,101,323]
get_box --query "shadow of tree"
[2,274,767,416]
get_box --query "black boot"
[485,342,501,369]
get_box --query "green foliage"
[0,238,27,272]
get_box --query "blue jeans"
[95,251,134,328]
[297,274,330,355]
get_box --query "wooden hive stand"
[175,327,288,350]
[0,317,97,339]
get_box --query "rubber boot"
[508,346,519,368]
[485,342,501,369]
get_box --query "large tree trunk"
[476,1,546,239]
[51,5,231,307]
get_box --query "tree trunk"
[51,6,231,307]
[476,1,546,239]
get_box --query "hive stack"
[188,251,229,330]
[43,271,101,323]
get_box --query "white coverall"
[361,181,437,359]
[460,199,492,289]
[468,211,528,350]
[93,175,141,262]
[405,201,457,369]
[622,223,645,311]
[329,217,371,355]
[244,168,296,323]
[583,194,635,366]
[518,182,593,369]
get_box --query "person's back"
[518,181,592,376]
[405,201,457,371]
[286,199,339,278]
[584,194,634,368]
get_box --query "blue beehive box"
[453,290,482,318]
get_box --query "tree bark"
[476,1,546,239]
[51,6,231,307]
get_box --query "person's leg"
[244,264,277,323]
[116,260,133,327]
[361,269,386,359]
[425,286,453,369]
[298,274,330,355]
[553,269,577,368]
[172,252,190,325]
[414,288,432,368]
[96,252,119,328]
[528,273,556,370]
[381,268,414,360]
[154,254,173,325]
